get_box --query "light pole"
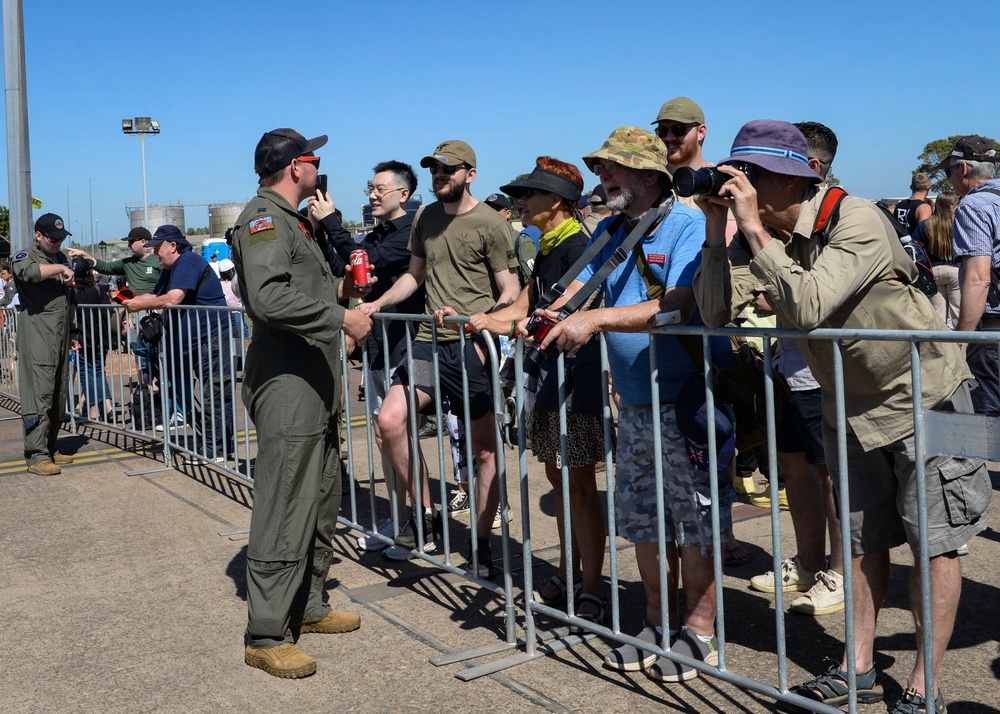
[121,117,160,228]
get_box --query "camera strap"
[555,195,674,320]
[535,214,625,311]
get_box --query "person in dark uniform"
[11,213,76,475]
[231,128,373,679]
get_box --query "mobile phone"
[315,173,328,196]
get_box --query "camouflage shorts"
[614,400,728,556]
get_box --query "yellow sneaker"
[244,642,316,678]
[750,485,788,511]
[733,472,756,495]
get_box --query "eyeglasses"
[943,162,959,175]
[519,189,536,200]
[365,183,404,198]
[428,163,467,176]
[295,155,321,170]
[590,161,622,175]
[655,122,700,140]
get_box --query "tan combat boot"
[51,453,74,465]
[244,642,316,679]
[27,460,61,475]
[295,609,361,634]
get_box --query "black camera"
[672,161,756,198]
[522,313,559,377]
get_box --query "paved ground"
[1,382,999,713]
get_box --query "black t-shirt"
[894,199,931,235]
[72,283,116,358]
[528,231,602,415]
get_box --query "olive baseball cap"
[652,96,705,125]
[419,140,476,169]
[254,128,328,178]
[34,213,71,240]
[582,127,671,176]
[936,135,999,170]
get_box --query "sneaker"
[492,505,513,530]
[27,459,61,476]
[956,543,970,556]
[447,489,470,515]
[356,518,397,552]
[750,484,789,511]
[750,556,817,594]
[889,687,946,714]
[603,625,664,672]
[459,536,496,579]
[733,472,757,495]
[244,642,316,679]
[384,540,438,561]
[790,569,845,616]
[155,412,187,432]
[294,608,361,634]
[393,510,442,550]
[646,627,719,683]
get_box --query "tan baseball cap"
[420,140,476,169]
[582,127,670,176]
[652,97,705,125]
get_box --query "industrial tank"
[208,203,245,240]
[129,204,185,233]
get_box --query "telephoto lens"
[672,166,728,197]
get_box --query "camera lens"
[672,167,728,197]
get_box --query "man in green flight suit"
[11,213,77,475]
[232,128,373,679]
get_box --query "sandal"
[536,575,569,607]
[786,658,883,711]
[723,542,751,567]
[575,592,607,626]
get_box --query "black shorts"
[776,388,825,465]
[392,338,494,421]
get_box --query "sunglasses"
[296,155,321,170]
[428,163,467,176]
[655,122,700,140]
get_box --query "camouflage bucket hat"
[582,126,670,176]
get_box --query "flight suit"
[232,187,346,648]
[10,244,72,465]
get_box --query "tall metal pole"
[141,132,149,228]
[3,0,32,252]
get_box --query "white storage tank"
[208,203,245,240]
[129,204,186,233]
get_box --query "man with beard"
[529,127,724,684]
[653,97,709,210]
[360,140,519,577]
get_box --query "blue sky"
[2,0,997,246]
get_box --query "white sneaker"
[356,518,396,552]
[492,505,514,530]
[384,540,438,561]
[155,413,187,432]
[790,569,845,616]
[749,556,818,594]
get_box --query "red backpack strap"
[810,186,849,243]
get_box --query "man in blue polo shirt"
[124,225,235,462]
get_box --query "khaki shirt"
[693,188,969,451]
[231,187,345,368]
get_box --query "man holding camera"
[230,128,373,678]
[693,120,989,714]
[360,139,520,577]
[531,127,722,683]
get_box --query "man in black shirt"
[309,160,425,554]
[895,172,933,235]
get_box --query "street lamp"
[121,117,160,228]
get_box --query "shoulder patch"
[13,251,27,262]
[249,216,274,234]
[297,222,315,241]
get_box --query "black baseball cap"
[34,213,71,240]
[126,226,152,244]
[936,135,999,170]
[484,193,513,211]
[254,128,328,178]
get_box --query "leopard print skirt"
[526,411,614,469]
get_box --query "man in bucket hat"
[528,126,731,684]
[694,120,989,714]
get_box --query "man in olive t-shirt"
[361,139,519,577]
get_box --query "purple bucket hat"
[719,120,821,182]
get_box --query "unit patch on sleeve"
[13,251,28,262]
[248,216,277,245]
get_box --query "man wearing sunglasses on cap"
[231,128,373,679]
[11,213,77,475]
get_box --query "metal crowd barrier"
[3,301,997,712]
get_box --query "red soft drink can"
[350,249,371,288]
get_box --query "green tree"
[0,205,9,239]
[825,170,841,188]
[506,173,530,220]
[916,135,1000,193]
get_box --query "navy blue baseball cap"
[145,224,192,251]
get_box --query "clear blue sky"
[2,0,997,245]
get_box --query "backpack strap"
[810,186,849,245]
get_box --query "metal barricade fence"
[3,301,996,710]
